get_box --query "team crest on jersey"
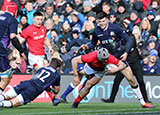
[72,77,95,103]
[110,31,115,36]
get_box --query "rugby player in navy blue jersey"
[0,2,25,93]
[0,58,63,108]
[81,12,154,108]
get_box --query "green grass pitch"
[0,103,160,115]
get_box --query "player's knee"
[73,78,80,86]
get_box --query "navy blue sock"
[61,83,75,99]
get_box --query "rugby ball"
[105,64,118,70]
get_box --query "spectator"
[142,0,160,18]
[19,0,26,10]
[146,30,160,56]
[143,49,160,74]
[17,0,36,25]
[59,39,73,74]
[132,0,144,19]
[116,1,130,24]
[63,2,74,23]
[139,18,151,42]
[146,10,159,32]
[60,19,72,43]
[87,11,97,27]
[91,0,110,14]
[72,0,83,13]
[71,11,87,30]
[33,0,46,12]
[18,14,29,32]
[52,12,63,34]
[108,10,118,24]
[52,0,66,18]
[132,25,142,45]
[44,18,54,39]
[81,20,95,39]
[43,3,54,22]
[128,10,141,32]
[50,29,60,44]
[82,0,93,18]
[102,2,112,16]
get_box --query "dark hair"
[50,58,63,69]
[20,14,28,20]
[25,0,34,5]
[33,11,43,17]
[97,12,107,20]
[51,28,58,34]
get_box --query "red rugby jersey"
[20,24,46,55]
[81,51,119,71]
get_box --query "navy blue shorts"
[77,63,84,72]
[14,81,41,104]
[0,55,10,72]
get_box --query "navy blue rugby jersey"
[0,12,18,56]
[31,66,61,91]
[88,23,132,58]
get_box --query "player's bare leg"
[72,76,101,108]
[0,69,13,93]
[121,66,155,108]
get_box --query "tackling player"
[0,2,25,93]
[0,58,63,108]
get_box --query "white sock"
[132,86,146,105]
[0,94,5,101]
[2,101,12,108]
[5,88,17,98]
[70,83,75,88]
[0,89,3,93]
[0,102,3,107]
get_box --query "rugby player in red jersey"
[71,47,155,108]
[18,11,54,101]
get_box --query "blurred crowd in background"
[0,0,160,75]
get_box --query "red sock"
[46,91,53,100]
[75,95,82,104]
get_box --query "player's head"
[33,11,44,27]
[50,58,63,69]
[97,47,109,61]
[97,12,108,30]
[6,2,18,17]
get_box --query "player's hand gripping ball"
[105,64,118,74]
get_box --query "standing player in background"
[0,58,63,108]
[18,11,54,72]
[17,11,54,101]
[81,12,154,108]
[0,2,25,93]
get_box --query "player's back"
[32,66,60,90]
[0,12,18,55]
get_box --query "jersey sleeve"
[9,18,18,34]
[107,54,120,65]
[53,74,61,86]
[115,24,132,54]
[20,27,29,40]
